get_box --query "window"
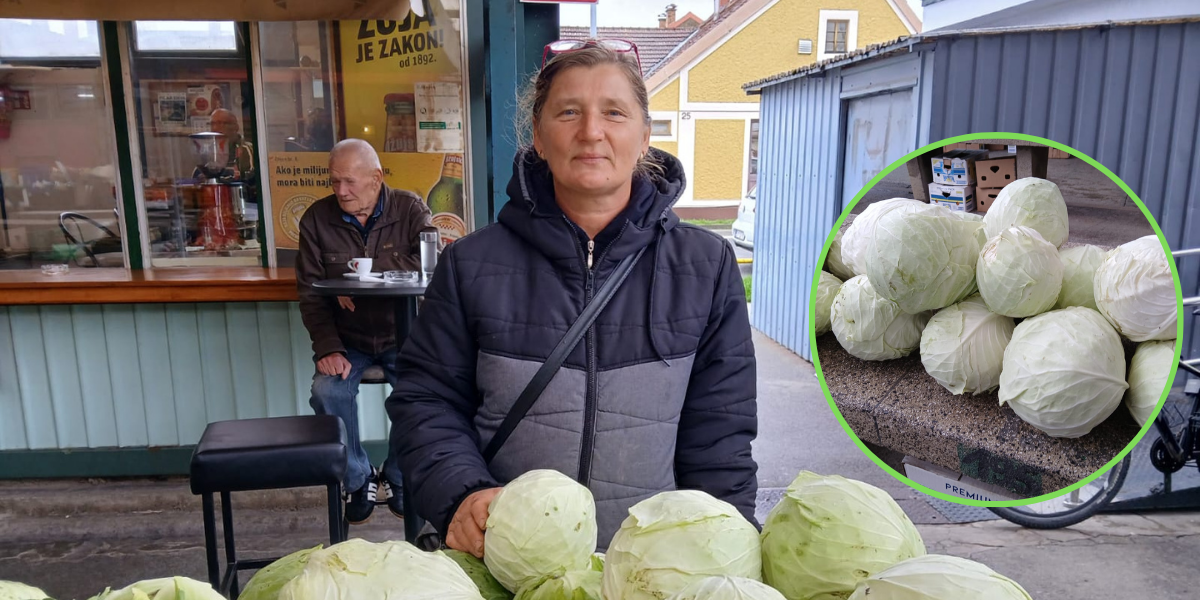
[817,10,857,61]
[134,21,239,53]
[0,19,124,271]
[651,119,673,137]
[746,119,759,194]
[825,20,849,54]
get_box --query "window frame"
[649,111,678,142]
[817,9,858,62]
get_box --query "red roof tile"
[559,26,697,76]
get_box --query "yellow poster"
[268,151,452,249]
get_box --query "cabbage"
[920,295,1015,395]
[667,576,786,600]
[89,577,224,600]
[982,177,1069,247]
[761,472,925,600]
[848,555,1031,600]
[484,470,597,592]
[1126,340,1176,426]
[830,276,931,361]
[514,571,602,600]
[824,229,856,281]
[0,581,51,600]
[976,226,1063,318]
[1094,235,1178,341]
[279,539,485,600]
[865,203,987,313]
[998,307,1128,438]
[241,545,322,600]
[814,272,843,335]
[602,490,761,600]
[840,199,929,276]
[445,550,514,600]
[1055,244,1107,310]
[589,553,605,571]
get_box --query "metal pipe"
[1171,248,1200,257]
[1184,296,1200,306]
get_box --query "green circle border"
[809,131,1187,508]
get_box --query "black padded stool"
[190,415,348,598]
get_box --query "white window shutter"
[798,39,813,54]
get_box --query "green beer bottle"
[427,153,466,245]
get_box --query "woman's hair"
[516,43,660,177]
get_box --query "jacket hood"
[497,146,686,268]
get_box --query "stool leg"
[202,493,220,590]
[328,483,347,544]
[221,491,240,598]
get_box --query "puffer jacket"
[385,147,757,548]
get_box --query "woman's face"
[533,64,650,197]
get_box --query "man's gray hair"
[330,138,383,172]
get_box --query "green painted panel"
[257,303,297,418]
[9,306,57,449]
[70,305,119,448]
[134,304,179,447]
[0,310,29,450]
[40,306,89,448]
[197,304,236,423]
[289,303,315,415]
[165,305,208,445]
[226,303,267,420]
[103,305,149,447]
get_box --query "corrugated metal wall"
[0,303,391,451]
[927,21,1200,367]
[753,74,844,358]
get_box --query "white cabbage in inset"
[1094,235,1177,342]
[1055,244,1107,310]
[982,177,1069,247]
[976,226,1063,318]
[814,271,843,335]
[1126,340,1176,426]
[840,199,929,276]
[824,228,856,281]
[831,276,931,361]
[920,295,1015,396]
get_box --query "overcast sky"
[559,0,924,28]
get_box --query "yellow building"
[645,0,920,215]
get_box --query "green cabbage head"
[1055,244,1106,310]
[666,576,785,600]
[976,226,1063,318]
[999,307,1128,438]
[279,539,485,600]
[920,295,1015,396]
[1094,235,1178,342]
[761,472,925,600]
[848,555,1031,600]
[484,470,598,593]
[840,199,929,276]
[602,490,762,600]
[814,271,843,335]
[983,177,1069,247]
[515,571,602,600]
[89,577,224,600]
[444,550,514,600]
[831,276,930,361]
[240,545,321,600]
[824,229,856,281]
[0,581,51,600]
[1126,340,1177,426]
[865,203,987,314]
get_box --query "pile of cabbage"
[819,178,1179,438]
[4,468,1034,600]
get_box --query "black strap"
[482,247,647,463]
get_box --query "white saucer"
[344,272,383,278]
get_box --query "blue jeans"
[310,347,404,493]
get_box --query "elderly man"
[296,139,437,523]
[194,108,255,181]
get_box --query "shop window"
[134,22,239,53]
[0,19,125,270]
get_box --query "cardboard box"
[903,457,1018,502]
[931,150,988,185]
[978,188,1002,212]
[976,157,1017,189]
[928,182,975,203]
[935,199,977,212]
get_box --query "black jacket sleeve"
[674,242,759,526]
[385,242,499,534]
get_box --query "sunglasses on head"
[541,38,642,71]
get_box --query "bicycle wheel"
[987,455,1130,529]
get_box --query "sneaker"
[381,477,404,519]
[345,469,378,524]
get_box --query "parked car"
[731,186,755,250]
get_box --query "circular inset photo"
[812,133,1184,508]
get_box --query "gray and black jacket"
[385,147,757,547]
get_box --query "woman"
[385,40,757,556]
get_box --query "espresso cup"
[347,257,373,275]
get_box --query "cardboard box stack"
[974,155,1017,212]
[928,150,987,212]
